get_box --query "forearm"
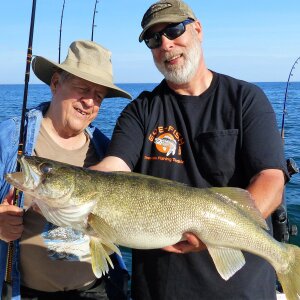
[246,169,285,218]
[90,156,131,172]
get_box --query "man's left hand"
[162,232,206,254]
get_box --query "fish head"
[5,156,76,206]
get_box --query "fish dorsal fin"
[207,245,245,280]
[90,237,114,278]
[209,187,268,230]
[34,199,96,230]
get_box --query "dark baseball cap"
[139,0,197,42]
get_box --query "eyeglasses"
[144,19,194,49]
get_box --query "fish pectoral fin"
[88,214,121,257]
[34,199,96,229]
[207,245,245,280]
[88,215,122,278]
[90,237,114,278]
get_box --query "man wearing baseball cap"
[0,40,131,299]
[92,0,288,299]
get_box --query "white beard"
[153,30,201,85]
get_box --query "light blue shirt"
[0,102,124,299]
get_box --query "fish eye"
[39,163,53,174]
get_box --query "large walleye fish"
[5,156,300,299]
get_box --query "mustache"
[161,51,183,62]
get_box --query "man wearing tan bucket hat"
[0,40,131,299]
[91,0,288,299]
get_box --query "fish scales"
[4,156,300,300]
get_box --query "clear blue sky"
[1,0,300,84]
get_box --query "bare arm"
[90,156,131,172]
[246,169,285,218]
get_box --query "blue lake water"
[0,82,299,271]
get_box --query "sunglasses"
[144,19,194,49]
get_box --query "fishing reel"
[272,158,299,243]
[286,158,299,176]
[272,205,298,243]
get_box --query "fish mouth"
[5,156,42,193]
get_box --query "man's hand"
[162,232,206,254]
[0,189,24,242]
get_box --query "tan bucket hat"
[32,40,132,100]
[139,0,196,42]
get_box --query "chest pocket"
[195,129,239,185]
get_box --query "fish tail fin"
[276,244,300,300]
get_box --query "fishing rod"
[91,0,99,41]
[58,0,66,63]
[4,0,37,288]
[281,56,300,140]
[281,56,300,177]
[272,57,300,244]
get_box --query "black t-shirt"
[107,72,288,300]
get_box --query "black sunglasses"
[144,19,194,49]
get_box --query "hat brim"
[32,56,132,100]
[139,15,188,42]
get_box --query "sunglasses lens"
[164,23,185,40]
[144,20,193,49]
[145,33,162,49]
